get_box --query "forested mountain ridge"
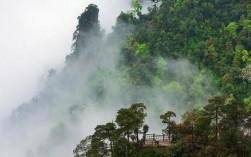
[73,0,251,156]
[3,0,251,157]
[117,0,251,103]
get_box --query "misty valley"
[1,0,251,157]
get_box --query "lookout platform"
[143,134,172,147]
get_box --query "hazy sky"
[0,0,131,119]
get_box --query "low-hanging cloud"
[0,0,132,121]
[0,1,217,157]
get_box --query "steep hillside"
[2,0,250,157]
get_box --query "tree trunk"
[216,106,218,140]
[136,130,139,143]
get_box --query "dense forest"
[5,0,250,157]
[72,0,251,156]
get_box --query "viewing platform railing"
[143,134,172,147]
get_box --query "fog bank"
[0,1,216,157]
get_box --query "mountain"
[2,0,251,157]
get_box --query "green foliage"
[160,111,176,140]
[74,103,148,157]
[131,0,142,14]
[66,4,101,63]
[204,96,225,140]
[73,0,251,156]
[240,64,251,81]
[73,136,92,157]
[113,138,136,157]
[135,44,150,56]
[226,22,238,37]
[139,147,161,157]
[76,4,100,32]
[193,112,211,138]
[244,95,251,107]
[74,96,251,156]
[234,45,250,66]
[117,0,251,106]
[116,103,147,141]
[171,94,251,156]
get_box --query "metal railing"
[144,134,171,141]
